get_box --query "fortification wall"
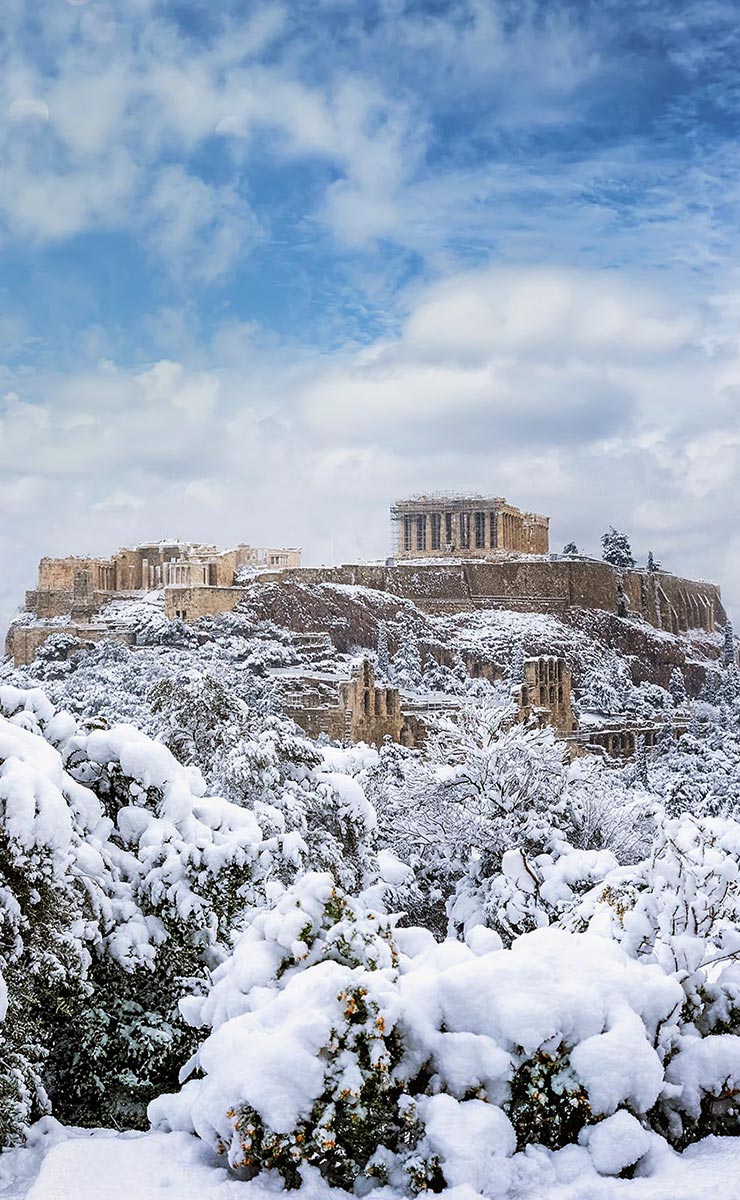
[37,556,111,591]
[25,589,72,619]
[249,560,725,634]
[12,624,135,667]
[164,586,243,621]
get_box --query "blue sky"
[2,0,740,632]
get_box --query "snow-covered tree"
[646,550,661,572]
[562,541,579,556]
[391,624,423,692]
[669,667,688,706]
[573,810,740,1144]
[633,734,649,787]
[507,642,527,687]
[601,527,635,569]
[376,620,390,677]
[723,620,736,668]
[151,670,378,893]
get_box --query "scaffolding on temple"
[389,493,549,559]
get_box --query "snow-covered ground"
[4,1124,740,1200]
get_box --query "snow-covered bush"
[573,809,740,1145]
[0,688,123,1140]
[151,873,407,1189]
[0,684,284,1135]
[157,905,689,1191]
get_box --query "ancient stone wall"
[164,585,244,621]
[338,660,404,745]
[12,624,135,667]
[516,657,576,734]
[38,556,112,591]
[284,660,405,747]
[251,561,726,634]
[25,589,73,618]
[234,546,302,571]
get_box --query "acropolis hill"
[8,494,727,671]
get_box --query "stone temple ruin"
[391,494,550,558]
[13,539,300,665]
[281,659,414,747]
[515,657,576,735]
[26,539,301,621]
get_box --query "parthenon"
[391,494,549,558]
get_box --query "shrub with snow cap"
[0,686,281,1135]
[151,873,405,1189]
[397,927,682,1159]
[573,809,740,1144]
[157,912,689,1193]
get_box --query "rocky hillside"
[2,578,725,740]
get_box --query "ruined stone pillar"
[445,511,455,549]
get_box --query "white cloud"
[8,97,49,123]
[143,166,263,282]
[92,492,145,513]
[402,267,700,362]
[184,479,228,508]
[0,6,420,265]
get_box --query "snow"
[418,1094,517,1193]
[666,1034,740,1119]
[570,1011,665,1115]
[581,1110,650,1175]
[398,928,683,1115]
[5,1126,740,1200]
[24,1130,244,1200]
[2,578,740,1198]
[377,848,413,886]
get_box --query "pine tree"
[717,665,740,707]
[508,643,527,687]
[669,667,687,706]
[601,527,635,569]
[391,624,423,691]
[656,695,675,750]
[562,542,579,556]
[376,620,390,677]
[688,703,702,739]
[633,735,648,787]
[646,550,661,572]
[723,620,736,667]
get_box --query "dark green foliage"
[508,1048,595,1151]
[646,551,661,572]
[228,986,406,1190]
[601,527,635,569]
[48,955,201,1131]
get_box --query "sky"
[2,0,740,636]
